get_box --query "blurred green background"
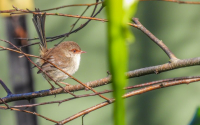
[1,0,200,125]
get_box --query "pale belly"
[42,67,77,82]
[40,54,81,82]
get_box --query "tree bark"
[5,15,38,125]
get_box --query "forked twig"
[132,18,178,62]
[58,76,200,124]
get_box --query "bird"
[32,13,85,89]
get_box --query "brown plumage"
[32,13,85,85]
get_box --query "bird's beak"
[80,51,86,53]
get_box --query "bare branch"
[11,90,112,108]
[140,0,200,4]
[1,55,200,104]
[0,98,10,109]
[41,1,103,12]
[132,18,178,62]
[0,105,59,123]
[0,79,12,96]
[58,77,200,124]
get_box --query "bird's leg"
[47,80,56,90]
[46,80,57,97]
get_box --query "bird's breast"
[72,54,81,73]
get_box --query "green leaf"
[189,107,200,125]
[105,0,138,125]
[123,0,138,42]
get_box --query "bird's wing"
[37,54,72,74]
[37,55,56,74]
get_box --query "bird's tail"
[32,10,47,55]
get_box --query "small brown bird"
[32,13,85,88]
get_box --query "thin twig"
[11,90,112,108]
[0,79,12,96]
[0,98,10,108]
[41,2,103,12]
[57,6,90,44]
[132,18,178,62]
[125,76,200,89]
[8,6,107,22]
[47,3,104,43]
[0,0,199,14]
[58,99,115,124]
[58,77,200,124]
[0,106,59,123]
[124,77,200,98]
[140,0,200,4]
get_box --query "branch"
[1,76,199,124]
[0,105,59,124]
[11,90,112,108]
[0,79,12,96]
[140,0,200,4]
[9,76,200,109]
[58,76,200,124]
[41,1,103,12]
[1,56,200,103]
[132,18,178,62]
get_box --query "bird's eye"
[73,50,76,52]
